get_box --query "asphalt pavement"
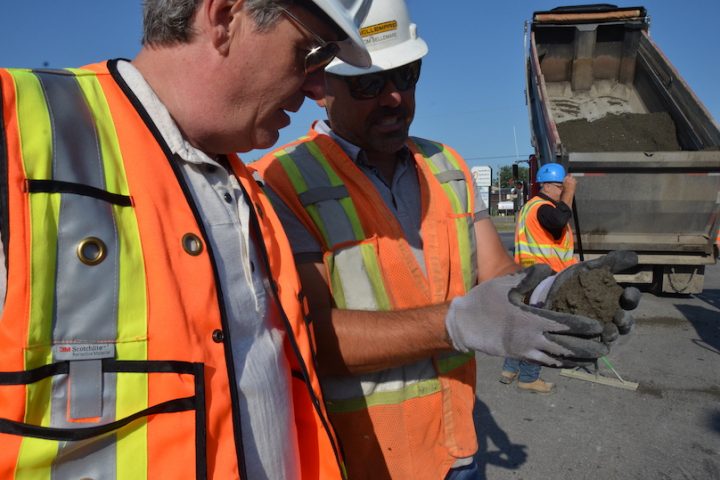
[471,243,720,479]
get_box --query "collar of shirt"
[313,119,413,181]
[116,60,253,280]
[538,191,559,206]
[116,61,223,170]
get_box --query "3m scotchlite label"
[53,343,115,361]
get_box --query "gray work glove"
[445,264,609,367]
[536,251,642,344]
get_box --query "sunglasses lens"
[392,61,421,91]
[347,74,387,99]
[305,43,340,73]
[345,61,422,100]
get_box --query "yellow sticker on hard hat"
[360,21,398,37]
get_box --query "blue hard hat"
[536,163,566,183]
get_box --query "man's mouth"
[373,113,406,132]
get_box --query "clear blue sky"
[3,1,717,175]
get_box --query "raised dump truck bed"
[526,4,720,293]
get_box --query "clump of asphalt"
[547,266,623,323]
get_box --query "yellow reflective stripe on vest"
[325,378,442,414]
[8,67,149,480]
[323,350,474,413]
[303,141,364,241]
[411,138,475,292]
[8,69,61,479]
[11,69,56,359]
[276,148,333,246]
[274,142,391,310]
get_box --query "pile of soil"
[556,112,682,152]
[547,267,623,324]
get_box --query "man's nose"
[377,81,403,107]
[301,70,326,101]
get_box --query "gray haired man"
[0,1,371,478]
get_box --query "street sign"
[498,201,514,212]
[471,166,492,187]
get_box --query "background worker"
[254,1,638,478]
[515,163,577,271]
[512,178,526,222]
[501,163,578,393]
[0,1,372,478]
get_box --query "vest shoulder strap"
[409,137,473,216]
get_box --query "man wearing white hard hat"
[255,1,636,478]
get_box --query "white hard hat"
[311,0,373,68]
[325,0,428,76]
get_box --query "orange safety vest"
[0,62,341,479]
[514,195,577,272]
[254,128,478,480]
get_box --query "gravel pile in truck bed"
[546,267,623,324]
[556,112,682,152]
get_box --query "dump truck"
[524,4,720,294]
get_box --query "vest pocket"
[323,235,391,311]
[0,359,207,479]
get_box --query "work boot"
[499,370,518,384]
[517,378,555,394]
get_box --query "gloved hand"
[445,264,609,367]
[531,251,642,344]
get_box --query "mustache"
[369,107,408,123]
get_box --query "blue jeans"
[445,457,480,479]
[503,357,541,383]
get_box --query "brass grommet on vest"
[76,237,107,266]
[182,233,204,256]
[212,329,224,343]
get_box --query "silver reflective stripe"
[36,70,118,478]
[52,433,117,480]
[435,170,465,184]
[49,372,118,480]
[69,360,103,419]
[332,245,378,310]
[299,185,349,206]
[414,138,469,212]
[35,71,105,188]
[322,358,436,401]
[54,194,118,340]
[288,143,356,246]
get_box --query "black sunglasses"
[280,6,340,74]
[341,60,422,100]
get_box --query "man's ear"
[204,0,245,55]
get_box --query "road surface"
[472,243,720,479]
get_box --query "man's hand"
[562,174,577,194]
[544,251,641,343]
[560,174,577,206]
[445,264,609,367]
